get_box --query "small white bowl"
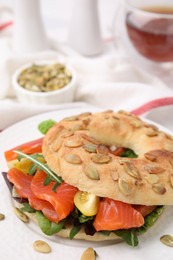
[12,60,77,105]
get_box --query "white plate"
[0,107,173,260]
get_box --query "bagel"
[4,109,172,246]
[43,110,173,206]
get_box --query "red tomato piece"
[4,137,43,162]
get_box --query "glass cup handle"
[112,3,127,56]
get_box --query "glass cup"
[113,0,173,81]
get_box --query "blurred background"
[0,0,119,45]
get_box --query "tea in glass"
[124,0,173,62]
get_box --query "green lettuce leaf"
[36,211,65,236]
[38,119,56,135]
[137,206,164,234]
[121,148,138,158]
[69,226,81,239]
[114,229,138,247]
[20,203,35,213]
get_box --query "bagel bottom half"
[14,201,122,242]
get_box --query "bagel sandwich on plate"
[3,110,173,247]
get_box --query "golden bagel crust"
[42,110,173,205]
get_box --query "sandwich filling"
[3,136,164,247]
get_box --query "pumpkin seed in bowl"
[17,63,72,92]
[12,61,77,105]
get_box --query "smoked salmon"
[93,198,144,231]
[7,168,144,231]
[31,170,78,221]
[7,168,78,223]
[7,168,33,198]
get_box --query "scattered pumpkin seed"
[91,154,111,164]
[65,138,83,148]
[63,115,78,121]
[33,240,51,253]
[109,116,119,127]
[0,213,5,220]
[152,184,166,194]
[118,158,130,165]
[124,162,141,179]
[79,112,92,117]
[83,143,97,153]
[80,247,96,260]
[144,152,157,162]
[160,235,173,247]
[81,134,99,145]
[61,129,74,138]
[144,164,164,174]
[64,153,82,164]
[146,130,158,137]
[144,123,158,131]
[118,110,131,116]
[13,207,29,223]
[130,120,142,128]
[112,114,120,120]
[145,174,159,184]
[82,118,91,127]
[51,138,63,152]
[84,164,100,180]
[118,178,134,196]
[104,109,113,113]
[97,144,109,154]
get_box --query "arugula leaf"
[114,229,139,247]
[17,152,23,161]
[28,164,37,175]
[44,174,54,186]
[137,206,164,235]
[36,211,65,235]
[52,182,60,192]
[79,214,93,223]
[121,148,138,158]
[14,150,62,185]
[69,226,81,239]
[20,203,36,213]
[38,119,56,135]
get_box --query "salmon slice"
[132,205,157,217]
[29,196,60,223]
[93,198,144,231]
[7,168,60,223]
[7,168,33,198]
[31,170,78,221]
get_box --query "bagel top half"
[42,110,173,206]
